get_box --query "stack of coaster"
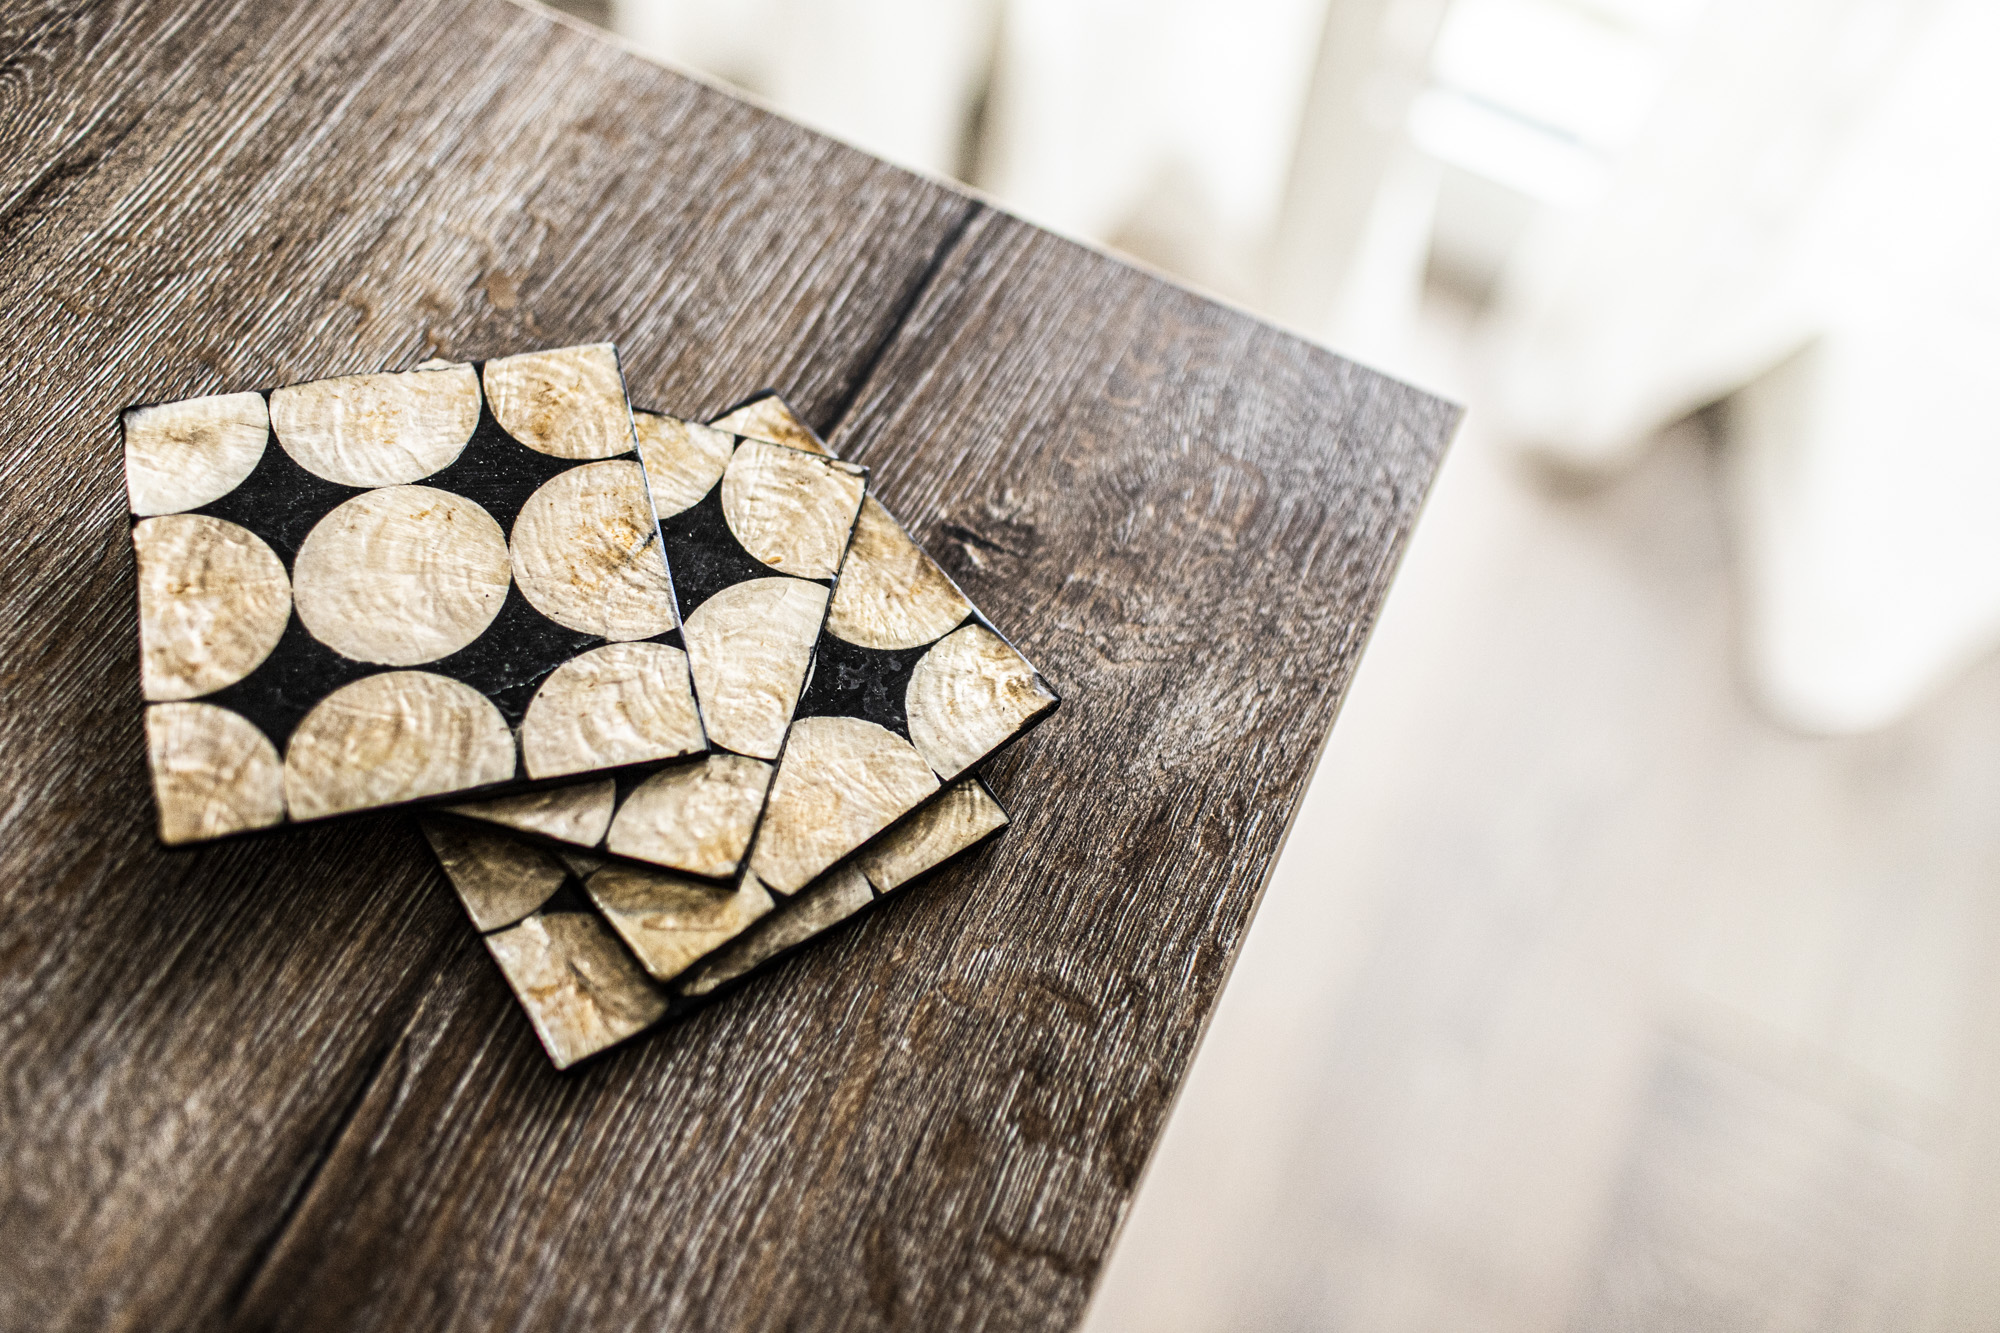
[122,345,1059,1068]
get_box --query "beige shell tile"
[482,344,633,461]
[605,753,774,879]
[122,391,269,516]
[676,866,874,998]
[510,460,678,641]
[484,913,667,1069]
[681,576,828,760]
[718,440,866,580]
[282,670,516,820]
[748,715,941,895]
[708,394,826,456]
[584,863,775,982]
[443,779,618,848]
[823,497,972,650]
[419,817,568,931]
[520,641,703,780]
[857,778,1009,894]
[292,486,511,666]
[145,702,285,844]
[905,623,1058,780]
[634,411,735,518]
[269,362,479,486]
[132,515,291,701]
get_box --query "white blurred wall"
[589,0,2000,735]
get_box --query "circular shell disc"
[293,486,511,665]
[823,497,971,650]
[634,412,734,518]
[510,460,678,641]
[748,714,940,895]
[520,641,705,780]
[145,701,286,844]
[482,344,633,460]
[905,623,1056,780]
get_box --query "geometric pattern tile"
[125,344,703,844]
[440,413,867,882]
[420,773,1008,1068]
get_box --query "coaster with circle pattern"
[437,410,867,882]
[125,344,704,845]
[420,774,1009,1068]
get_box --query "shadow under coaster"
[423,393,1057,1068]
[124,344,705,846]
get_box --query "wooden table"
[0,2,1456,1328]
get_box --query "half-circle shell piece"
[681,576,828,760]
[283,671,516,820]
[443,779,618,848]
[634,411,735,518]
[482,344,633,460]
[419,817,569,931]
[484,913,667,1069]
[605,753,774,878]
[823,497,972,650]
[584,862,775,981]
[122,392,269,515]
[510,460,678,641]
[145,702,286,844]
[719,440,866,579]
[133,514,292,701]
[292,486,511,666]
[748,715,940,895]
[269,363,480,486]
[905,623,1057,780]
[520,641,704,780]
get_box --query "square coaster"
[441,411,867,881]
[745,490,1059,899]
[124,344,704,845]
[421,775,1008,1068]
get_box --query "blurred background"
[547,0,2000,1325]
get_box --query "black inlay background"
[793,629,962,738]
[424,405,581,534]
[202,611,380,747]
[534,875,597,920]
[656,483,806,618]
[192,419,360,566]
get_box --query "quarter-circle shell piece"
[444,780,618,848]
[634,412,734,518]
[269,363,479,486]
[748,715,941,895]
[122,392,269,516]
[419,817,569,932]
[584,863,775,982]
[857,777,1010,894]
[145,702,286,844]
[484,913,667,1069]
[708,395,826,455]
[605,753,774,878]
[133,515,292,701]
[719,441,866,579]
[482,344,633,460]
[283,671,516,821]
[824,497,972,650]
[681,576,828,760]
[293,486,511,666]
[510,460,678,641]
[905,623,1058,780]
[520,642,704,780]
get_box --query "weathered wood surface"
[0,0,1456,1329]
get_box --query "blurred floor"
[1082,291,2000,1332]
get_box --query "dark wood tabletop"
[0,1,1456,1328]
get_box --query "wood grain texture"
[0,1,1454,1330]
